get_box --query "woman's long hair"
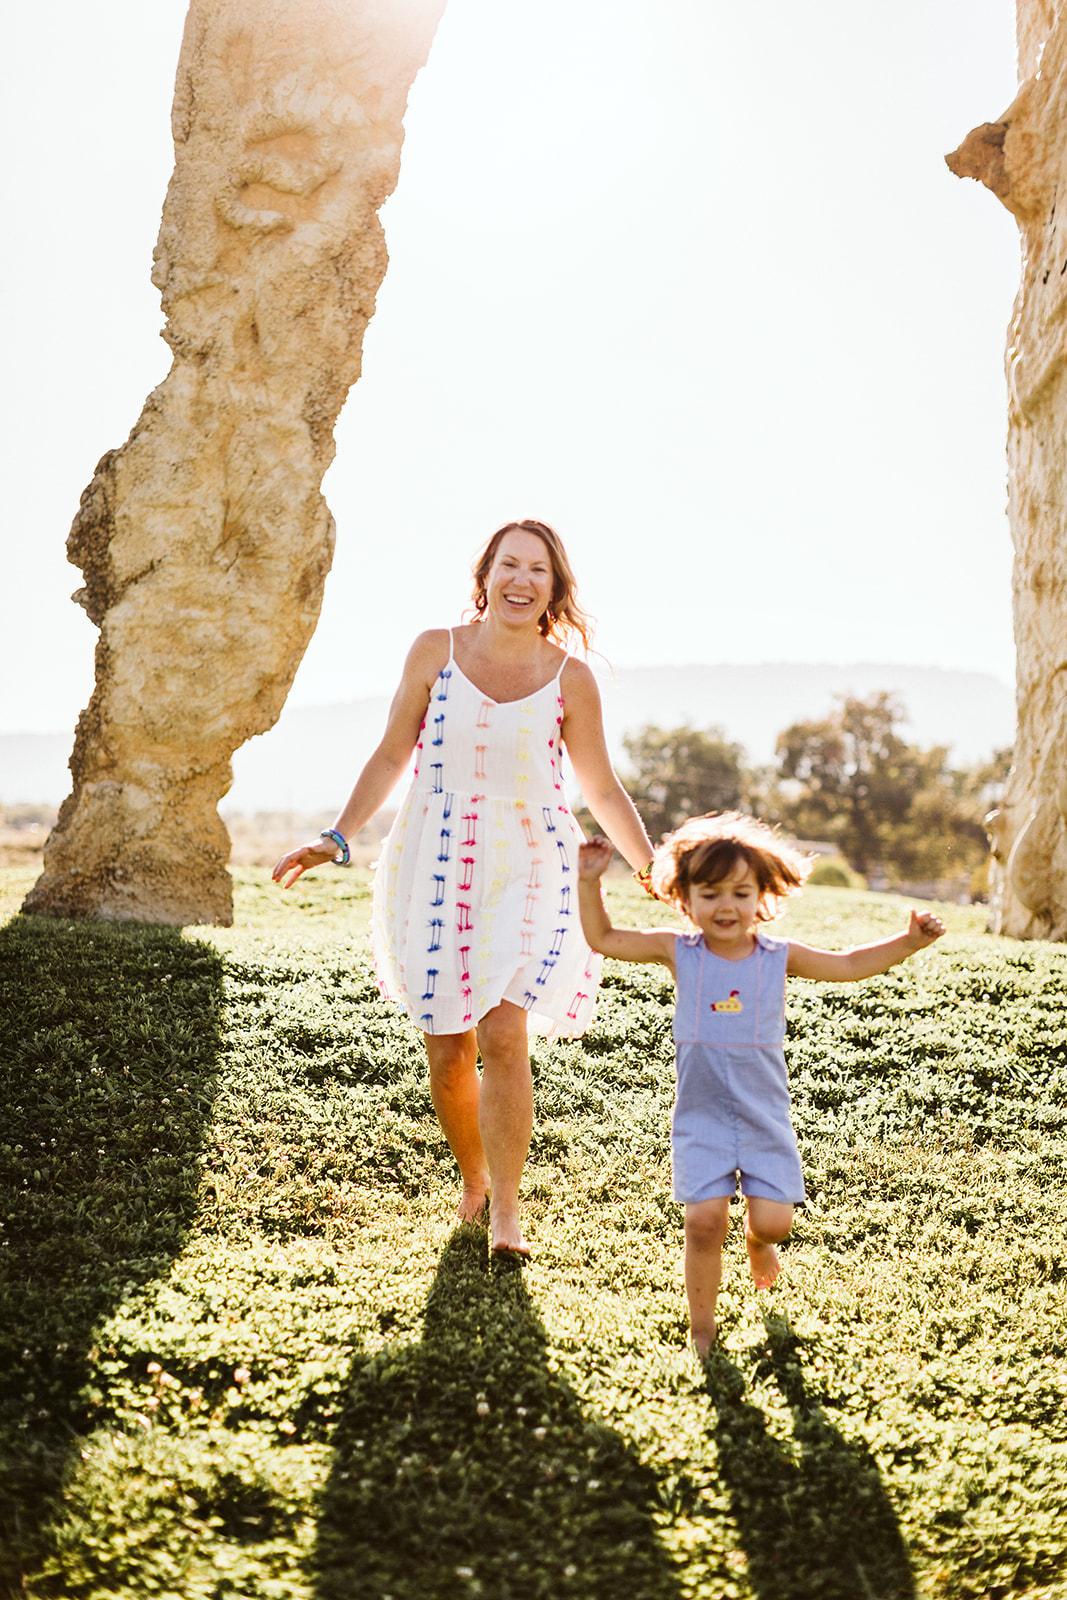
[471,520,594,653]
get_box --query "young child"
[577,813,946,1357]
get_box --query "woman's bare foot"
[745,1233,782,1291]
[489,1202,531,1258]
[455,1180,490,1225]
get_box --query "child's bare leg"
[684,1198,731,1356]
[744,1197,793,1290]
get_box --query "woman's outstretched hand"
[272,840,338,889]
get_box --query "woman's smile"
[485,529,555,623]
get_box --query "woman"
[273,520,654,1256]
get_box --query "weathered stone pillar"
[24,0,445,925]
[947,1,1067,938]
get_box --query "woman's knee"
[685,1198,731,1247]
[425,1031,477,1089]
[475,1001,529,1066]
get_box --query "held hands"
[578,838,615,880]
[272,841,337,889]
[906,908,947,950]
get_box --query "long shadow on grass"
[0,914,223,1595]
[702,1313,914,1600]
[314,1228,682,1600]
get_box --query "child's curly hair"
[651,812,811,924]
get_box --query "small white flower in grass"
[233,1366,251,1385]
[476,1401,490,1416]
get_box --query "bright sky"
[1,0,1021,738]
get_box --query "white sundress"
[370,636,602,1038]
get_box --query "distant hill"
[0,734,76,810]
[0,663,1016,811]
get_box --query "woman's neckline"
[447,654,564,707]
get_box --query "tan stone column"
[24,0,446,926]
[947,2,1067,938]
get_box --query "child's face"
[685,862,762,954]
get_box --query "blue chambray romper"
[671,929,806,1205]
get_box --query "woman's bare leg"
[684,1198,731,1356]
[424,1030,490,1222]
[475,1000,534,1254]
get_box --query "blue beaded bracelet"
[320,828,350,867]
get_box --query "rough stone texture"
[947,2,1067,938]
[24,0,445,926]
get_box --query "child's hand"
[907,908,947,949]
[578,838,615,881]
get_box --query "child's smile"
[685,864,761,958]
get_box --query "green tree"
[770,693,1007,882]
[771,694,925,872]
[621,724,749,841]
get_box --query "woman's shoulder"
[397,629,452,695]
[559,652,597,697]
[406,628,453,668]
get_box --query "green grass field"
[1,865,1065,1599]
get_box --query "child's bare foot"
[454,1182,490,1225]
[746,1234,781,1291]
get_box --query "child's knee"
[746,1197,793,1243]
[685,1198,731,1247]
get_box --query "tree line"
[603,692,1010,892]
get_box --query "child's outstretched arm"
[578,839,677,973]
[787,908,947,982]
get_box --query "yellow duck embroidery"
[711,990,743,1013]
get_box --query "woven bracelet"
[320,828,350,867]
[633,863,656,898]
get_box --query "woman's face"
[484,529,555,627]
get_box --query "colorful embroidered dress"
[670,929,806,1205]
[371,640,601,1038]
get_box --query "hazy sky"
[2,0,1021,739]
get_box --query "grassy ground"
[1,865,1065,1599]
